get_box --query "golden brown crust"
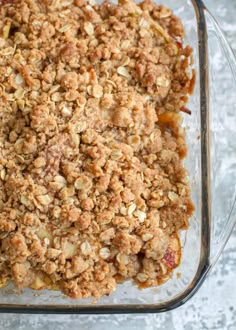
[0,0,194,298]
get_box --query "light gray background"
[0,0,236,329]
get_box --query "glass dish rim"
[0,0,211,314]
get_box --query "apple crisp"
[0,0,195,298]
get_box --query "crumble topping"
[0,0,195,298]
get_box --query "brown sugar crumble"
[0,0,195,298]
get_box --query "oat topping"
[0,0,195,298]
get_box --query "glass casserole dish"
[0,0,236,313]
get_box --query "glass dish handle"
[204,7,236,271]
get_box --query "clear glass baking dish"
[0,0,236,314]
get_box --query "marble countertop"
[1,1,236,329]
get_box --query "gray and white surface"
[0,0,236,329]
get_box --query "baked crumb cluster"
[0,0,195,298]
